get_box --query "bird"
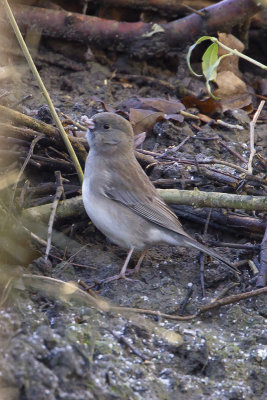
[82,112,238,284]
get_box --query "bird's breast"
[82,175,147,249]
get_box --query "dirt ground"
[0,23,267,400]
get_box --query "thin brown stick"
[256,224,267,287]
[247,100,265,174]
[115,74,176,93]
[136,149,252,175]
[59,111,87,132]
[199,253,206,297]
[10,134,44,206]
[109,329,149,361]
[45,171,64,262]
[178,283,194,315]
[18,179,30,208]
[216,119,243,130]
[87,0,212,15]
[160,136,191,157]
[198,287,267,313]
[199,209,212,297]
[11,93,32,107]
[210,282,240,303]
[207,241,260,251]
[21,274,267,321]
[0,278,14,307]
[23,227,48,247]
[181,3,206,17]
[218,140,247,163]
[114,287,267,319]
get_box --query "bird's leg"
[134,249,147,273]
[119,246,135,278]
[126,249,147,275]
[98,247,138,284]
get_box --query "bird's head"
[85,112,134,154]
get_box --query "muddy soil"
[0,35,267,400]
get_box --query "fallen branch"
[0,150,74,171]
[86,0,212,16]
[10,0,261,58]
[0,122,50,142]
[0,105,87,162]
[172,205,266,234]
[22,189,267,224]
[157,189,267,212]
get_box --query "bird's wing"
[102,160,190,237]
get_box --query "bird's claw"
[98,271,140,285]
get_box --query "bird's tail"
[184,237,240,275]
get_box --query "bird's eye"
[103,123,110,130]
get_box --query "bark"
[22,190,267,224]
[171,205,265,234]
[256,225,267,287]
[89,0,213,15]
[158,189,267,212]
[9,0,261,58]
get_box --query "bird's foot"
[98,271,140,285]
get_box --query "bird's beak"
[81,116,95,133]
[85,119,95,136]
[80,116,96,145]
[86,121,95,140]
[86,119,95,130]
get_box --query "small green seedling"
[187,36,267,99]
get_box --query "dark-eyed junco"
[82,112,238,283]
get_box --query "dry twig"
[22,274,267,321]
[10,134,44,206]
[45,171,64,262]
[256,225,267,287]
[247,100,265,174]
[1,0,84,182]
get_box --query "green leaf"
[202,43,218,81]
[186,36,215,77]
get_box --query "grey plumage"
[82,112,238,282]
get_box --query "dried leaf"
[219,93,252,113]
[129,108,164,134]
[164,113,184,123]
[258,78,267,96]
[217,33,244,76]
[134,132,146,148]
[214,71,251,111]
[181,95,222,116]
[138,97,185,114]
